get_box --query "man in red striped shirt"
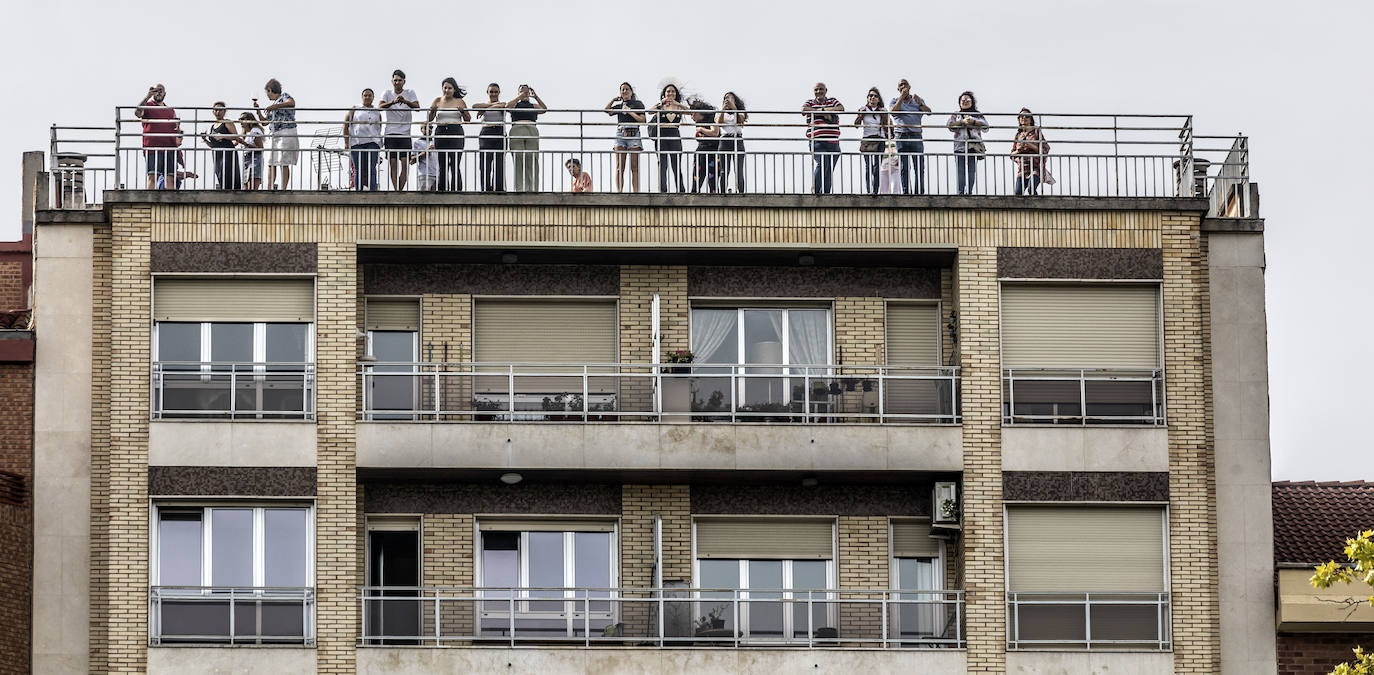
[802,83,845,194]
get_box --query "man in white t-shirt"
[380,69,420,190]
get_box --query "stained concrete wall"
[1000,427,1169,472]
[1005,651,1175,674]
[146,647,316,674]
[148,421,316,466]
[356,422,962,471]
[1208,231,1276,675]
[357,647,966,674]
[32,223,94,673]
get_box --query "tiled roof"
[1273,481,1374,565]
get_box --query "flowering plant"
[664,350,694,364]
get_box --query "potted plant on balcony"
[694,606,727,635]
[664,350,694,374]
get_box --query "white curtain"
[788,310,829,374]
[691,309,737,364]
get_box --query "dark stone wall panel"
[364,264,619,296]
[364,482,621,514]
[691,483,931,516]
[996,247,1162,280]
[151,242,317,273]
[688,266,941,299]
[1002,471,1169,502]
[148,466,317,496]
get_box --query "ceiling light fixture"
[499,472,523,485]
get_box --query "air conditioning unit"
[933,482,959,524]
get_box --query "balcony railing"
[49,107,1249,213]
[359,586,963,649]
[1002,368,1164,425]
[358,362,960,424]
[1006,591,1170,651]
[152,361,315,420]
[149,586,314,645]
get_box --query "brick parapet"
[88,224,111,673]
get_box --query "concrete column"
[1208,231,1276,675]
[32,220,96,674]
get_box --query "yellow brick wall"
[619,268,687,415]
[1163,213,1220,673]
[621,485,691,639]
[420,294,471,418]
[316,243,359,674]
[838,516,889,641]
[956,247,1004,673]
[88,223,112,673]
[106,207,151,673]
[422,514,475,640]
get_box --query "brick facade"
[60,201,1232,674]
[1277,633,1371,675]
[0,362,33,675]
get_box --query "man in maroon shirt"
[134,84,181,189]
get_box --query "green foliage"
[1311,530,1374,674]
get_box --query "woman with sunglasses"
[853,88,892,195]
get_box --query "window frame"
[688,304,835,413]
[154,320,316,369]
[473,519,621,637]
[889,517,947,643]
[151,502,317,590]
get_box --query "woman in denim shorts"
[604,82,646,192]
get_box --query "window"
[151,504,314,645]
[1005,505,1169,650]
[152,277,315,419]
[1000,284,1163,424]
[885,303,955,419]
[154,322,313,418]
[890,518,950,644]
[693,518,834,641]
[476,520,617,638]
[471,299,618,415]
[690,307,832,413]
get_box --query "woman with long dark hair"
[649,82,688,192]
[472,83,508,191]
[1011,108,1051,196]
[715,92,748,193]
[946,90,988,195]
[605,82,646,192]
[853,87,892,195]
[427,78,471,192]
[689,98,719,193]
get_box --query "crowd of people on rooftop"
[133,72,1053,196]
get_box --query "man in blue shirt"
[890,79,932,195]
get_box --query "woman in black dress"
[201,101,242,190]
[648,83,688,192]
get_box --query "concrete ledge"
[147,646,316,674]
[34,208,106,224]
[149,421,316,466]
[1201,217,1263,233]
[1000,427,1168,472]
[358,647,966,674]
[1006,651,1173,674]
[101,189,1209,213]
[357,423,961,472]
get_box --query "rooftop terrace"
[48,107,1253,218]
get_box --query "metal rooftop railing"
[48,106,1251,216]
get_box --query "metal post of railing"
[1112,115,1120,197]
[803,370,810,423]
[507,365,515,421]
[807,592,814,647]
[1083,592,1092,649]
[658,586,665,647]
[1156,593,1163,650]
[730,369,738,423]
[228,590,237,645]
[509,594,516,647]
[434,589,441,646]
[877,370,885,423]
[360,368,368,421]
[732,592,740,648]
[950,369,958,423]
[956,591,963,646]
[1152,370,1160,425]
[360,590,367,643]
[433,365,440,420]
[1078,369,1088,426]
[229,367,237,419]
[880,591,888,648]
[582,365,589,423]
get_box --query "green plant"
[664,350,694,364]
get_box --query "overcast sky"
[6,0,1371,480]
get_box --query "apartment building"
[32,108,1272,674]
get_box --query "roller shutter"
[1000,284,1160,369]
[472,299,617,395]
[886,303,944,416]
[891,518,941,558]
[154,278,314,322]
[1006,506,1165,592]
[695,518,834,560]
[366,298,421,331]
